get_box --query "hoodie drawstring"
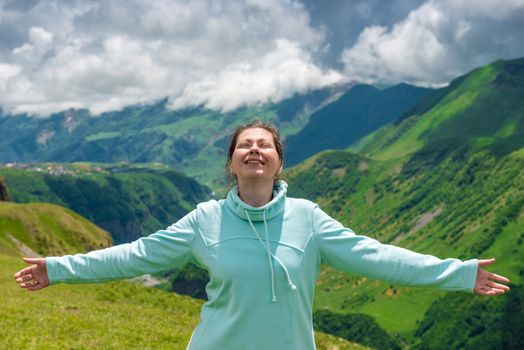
[245,209,296,303]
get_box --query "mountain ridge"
[284,83,432,166]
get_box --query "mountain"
[284,57,524,347]
[0,163,211,244]
[284,83,432,166]
[0,84,350,188]
[357,58,524,160]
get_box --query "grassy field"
[1,253,201,349]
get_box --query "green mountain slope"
[359,58,524,160]
[284,83,432,166]
[0,163,211,244]
[0,201,112,257]
[284,57,524,347]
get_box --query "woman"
[15,120,510,349]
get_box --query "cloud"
[340,0,524,86]
[170,39,343,111]
[0,0,332,116]
[0,0,523,116]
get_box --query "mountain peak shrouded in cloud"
[0,0,523,117]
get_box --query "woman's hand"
[474,258,510,296]
[14,257,50,291]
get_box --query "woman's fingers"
[477,282,507,295]
[17,275,41,289]
[27,282,46,291]
[474,259,511,296]
[489,272,510,284]
[481,287,506,295]
[13,266,34,278]
[478,258,496,267]
[22,257,42,264]
[15,274,34,283]
[487,281,510,291]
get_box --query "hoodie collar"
[226,180,287,221]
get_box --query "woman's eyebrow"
[239,138,272,143]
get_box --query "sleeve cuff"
[45,256,60,285]
[463,258,478,293]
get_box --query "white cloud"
[340,0,524,86]
[170,39,344,111]
[0,0,332,117]
[0,62,22,92]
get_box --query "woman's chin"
[238,172,271,181]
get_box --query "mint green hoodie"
[47,181,478,349]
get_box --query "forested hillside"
[0,163,211,243]
[284,57,524,348]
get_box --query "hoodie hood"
[226,180,287,221]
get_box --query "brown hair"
[226,119,284,181]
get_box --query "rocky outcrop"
[0,176,10,201]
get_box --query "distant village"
[0,162,169,176]
[0,163,105,176]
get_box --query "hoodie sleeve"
[46,209,197,284]
[312,206,478,292]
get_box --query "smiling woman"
[14,119,510,350]
[226,121,284,207]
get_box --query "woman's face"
[229,128,282,183]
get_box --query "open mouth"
[245,159,265,165]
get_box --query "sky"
[0,0,523,117]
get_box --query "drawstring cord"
[245,209,296,303]
[246,210,277,302]
[271,255,297,291]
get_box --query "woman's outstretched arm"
[313,206,510,294]
[13,209,198,288]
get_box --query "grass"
[376,91,479,160]
[0,201,112,256]
[0,254,201,349]
[482,218,524,284]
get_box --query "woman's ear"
[276,162,283,177]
